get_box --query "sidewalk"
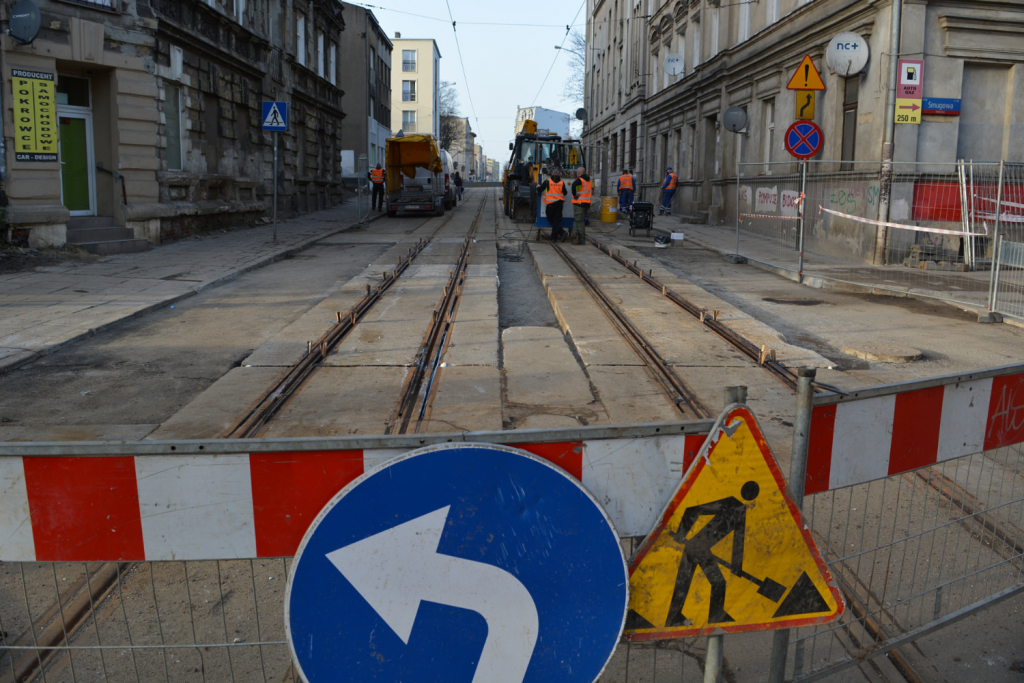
[658,218,995,311]
[0,202,379,373]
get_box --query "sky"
[355,0,587,165]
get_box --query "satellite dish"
[575,108,588,121]
[723,106,748,133]
[9,0,41,45]
[663,53,684,77]
[826,32,869,76]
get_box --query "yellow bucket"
[600,196,618,223]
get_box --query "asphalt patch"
[762,298,824,306]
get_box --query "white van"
[439,149,457,210]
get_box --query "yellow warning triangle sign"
[624,405,844,640]
[787,55,826,91]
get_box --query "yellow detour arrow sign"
[624,405,843,640]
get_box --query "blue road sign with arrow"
[286,444,629,683]
[262,101,288,131]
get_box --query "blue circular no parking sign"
[285,443,628,683]
[785,120,823,159]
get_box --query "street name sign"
[286,443,629,683]
[262,101,289,131]
[624,406,844,639]
[921,97,960,116]
[784,120,823,159]
[786,55,826,91]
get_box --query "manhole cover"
[842,342,923,363]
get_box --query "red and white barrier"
[0,434,707,562]
[806,371,1024,494]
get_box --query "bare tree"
[438,80,462,152]
[561,30,586,106]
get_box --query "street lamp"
[554,45,584,58]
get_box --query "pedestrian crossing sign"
[624,405,844,640]
[262,101,289,131]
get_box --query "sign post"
[262,101,289,242]
[285,443,629,683]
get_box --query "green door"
[59,116,90,213]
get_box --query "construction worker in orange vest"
[369,163,386,212]
[659,167,678,216]
[617,170,636,215]
[570,166,593,245]
[538,170,569,241]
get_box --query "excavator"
[502,119,586,223]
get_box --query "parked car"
[439,149,457,210]
[384,134,446,217]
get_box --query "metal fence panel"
[0,423,714,683]
[734,160,1008,309]
[775,363,1024,682]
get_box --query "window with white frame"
[402,80,416,102]
[329,43,337,85]
[691,16,701,67]
[402,50,416,71]
[767,0,780,24]
[738,1,750,43]
[296,14,306,66]
[710,8,719,56]
[763,98,775,172]
[163,83,183,171]
[317,33,324,76]
[402,110,416,132]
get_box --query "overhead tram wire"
[531,0,587,104]
[443,0,480,127]
[348,3,584,28]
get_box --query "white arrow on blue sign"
[262,101,288,131]
[285,443,629,683]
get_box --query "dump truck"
[385,133,447,217]
[502,119,585,223]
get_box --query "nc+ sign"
[286,444,629,683]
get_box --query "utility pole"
[874,0,903,265]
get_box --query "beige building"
[390,37,440,139]
[585,0,1024,222]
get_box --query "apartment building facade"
[3,0,349,249]
[338,3,392,169]
[585,0,1024,221]
[390,37,440,139]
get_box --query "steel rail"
[587,237,821,394]
[227,206,474,439]
[386,199,486,434]
[548,240,711,420]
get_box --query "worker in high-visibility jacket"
[537,170,569,241]
[368,163,386,212]
[617,170,636,214]
[659,167,678,216]
[570,167,592,245]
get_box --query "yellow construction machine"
[502,119,585,222]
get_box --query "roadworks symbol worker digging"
[625,405,844,639]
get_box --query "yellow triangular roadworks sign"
[624,405,844,640]
[787,55,826,91]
